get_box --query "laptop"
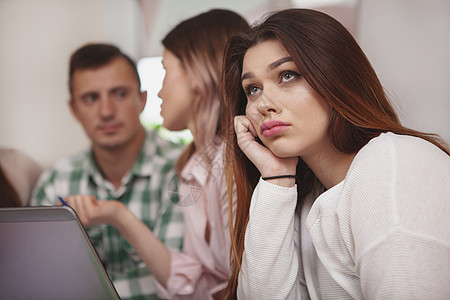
[0,206,120,300]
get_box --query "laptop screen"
[0,206,120,300]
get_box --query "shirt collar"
[180,151,209,186]
[86,131,153,188]
[180,140,222,187]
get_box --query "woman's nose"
[256,91,280,116]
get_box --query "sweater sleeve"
[237,178,300,300]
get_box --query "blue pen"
[58,196,69,206]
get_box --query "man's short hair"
[68,43,141,95]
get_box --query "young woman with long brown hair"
[221,9,450,299]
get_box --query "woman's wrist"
[258,158,298,187]
[261,175,296,187]
[262,175,296,181]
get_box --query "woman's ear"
[187,71,201,93]
[190,85,200,93]
[189,77,200,93]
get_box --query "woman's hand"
[234,115,298,186]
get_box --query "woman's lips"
[260,120,290,138]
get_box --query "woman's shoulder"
[344,132,449,192]
[354,132,448,167]
[0,148,43,175]
[0,148,44,206]
[371,131,442,147]
[0,148,40,164]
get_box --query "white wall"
[358,0,450,142]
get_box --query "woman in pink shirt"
[153,9,249,299]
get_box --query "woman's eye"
[280,71,300,83]
[245,85,261,96]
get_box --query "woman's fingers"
[234,116,277,170]
[234,115,298,178]
[234,115,257,151]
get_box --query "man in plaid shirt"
[31,43,184,299]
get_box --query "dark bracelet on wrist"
[262,175,297,181]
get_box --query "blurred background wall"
[0,0,448,167]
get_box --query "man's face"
[69,57,146,151]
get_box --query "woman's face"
[158,48,195,131]
[242,39,331,162]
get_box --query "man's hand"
[61,195,127,228]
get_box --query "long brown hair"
[221,8,449,298]
[162,9,249,173]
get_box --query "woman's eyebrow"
[241,72,253,82]
[267,56,293,71]
[241,56,293,82]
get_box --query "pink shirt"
[155,142,234,299]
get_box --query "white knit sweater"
[237,132,450,299]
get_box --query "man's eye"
[115,90,127,98]
[83,94,98,104]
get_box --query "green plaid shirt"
[31,130,184,300]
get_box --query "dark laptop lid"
[0,206,120,300]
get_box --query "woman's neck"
[303,144,355,190]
